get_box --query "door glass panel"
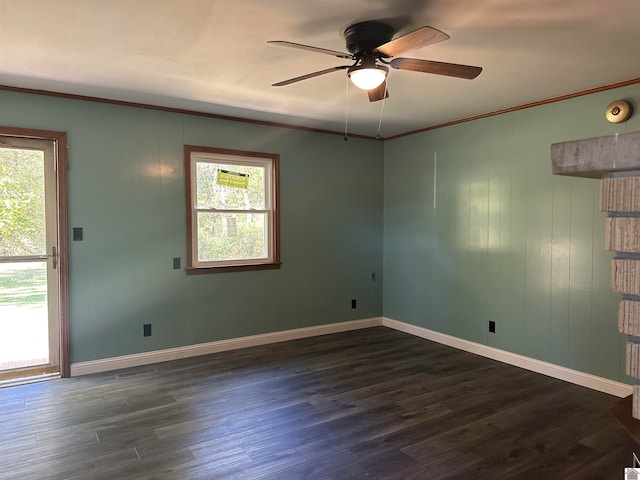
[0,148,47,256]
[0,141,57,378]
[0,262,49,369]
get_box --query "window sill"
[186,262,282,275]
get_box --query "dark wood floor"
[0,327,636,479]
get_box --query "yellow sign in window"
[217,169,249,189]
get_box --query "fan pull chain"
[376,74,390,139]
[344,76,350,141]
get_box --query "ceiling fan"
[269,21,482,102]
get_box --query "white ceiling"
[1,0,639,138]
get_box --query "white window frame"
[185,145,280,274]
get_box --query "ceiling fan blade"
[390,58,482,79]
[368,81,389,102]
[272,66,348,86]
[376,26,449,57]
[267,40,351,59]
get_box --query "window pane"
[196,162,266,210]
[186,146,279,273]
[197,212,268,262]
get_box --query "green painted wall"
[383,84,640,382]
[0,90,384,363]
[2,80,638,382]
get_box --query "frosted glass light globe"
[349,67,387,90]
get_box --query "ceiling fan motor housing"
[344,21,395,56]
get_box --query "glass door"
[0,136,60,381]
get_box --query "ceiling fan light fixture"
[348,64,388,90]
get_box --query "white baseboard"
[72,315,633,398]
[383,317,633,398]
[70,317,383,376]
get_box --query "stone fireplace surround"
[552,130,640,435]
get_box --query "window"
[185,146,280,274]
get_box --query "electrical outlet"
[351,299,357,309]
[371,272,376,281]
[143,324,152,337]
[489,321,496,333]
